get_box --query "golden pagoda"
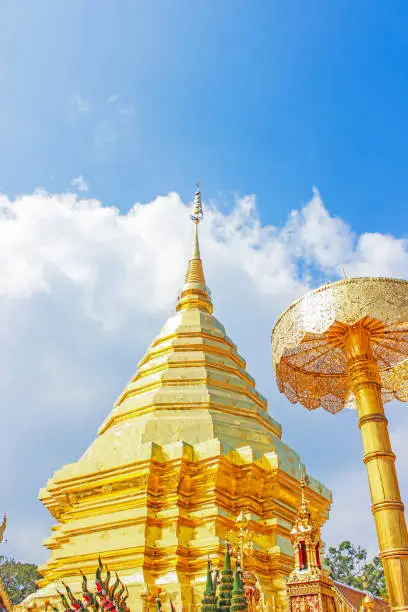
[18,187,331,611]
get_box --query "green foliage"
[0,555,41,606]
[364,557,387,599]
[326,541,366,587]
[326,541,386,598]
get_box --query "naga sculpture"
[53,558,129,612]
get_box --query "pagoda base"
[16,438,330,612]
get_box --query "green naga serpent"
[50,558,130,612]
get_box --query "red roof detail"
[334,581,389,612]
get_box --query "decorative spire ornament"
[190,181,204,224]
[217,544,234,612]
[231,563,248,612]
[201,558,218,612]
[286,473,339,612]
[228,510,254,571]
[141,585,156,612]
[360,571,375,612]
[0,515,6,543]
[298,474,312,525]
[289,469,321,575]
[176,182,212,314]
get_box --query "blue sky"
[2,1,408,232]
[2,1,408,564]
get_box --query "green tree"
[364,557,387,599]
[0,555,40,606]
[326,541,386,598]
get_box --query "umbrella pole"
[344,326,408,610]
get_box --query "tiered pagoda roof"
[17,187,331,612]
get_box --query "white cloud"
[71,94,89,114]
[1,188,408,565]
[283,187,354,270]
[350,232,408,278]
[70,175,89,193]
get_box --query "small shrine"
[286,476,387,612]
[286,474,340,612]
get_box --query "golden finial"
[0,514,6,543]
[176,182,213,314]
[341,267,347,280]
[298,463,310,515]
[236,510,248,529]
[300,479,308,512]
[190,181,203,224]
[361,570,375,612]
[299,462,309,487]
[227,511,254,570]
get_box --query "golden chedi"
[18,187,331,611]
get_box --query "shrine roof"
[334,581,389,612]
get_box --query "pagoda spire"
[360,571,375,612]
[176,182,213,314]
[230,563,248,612]
[286,470,340,612]
[289,473,321,575]
[201,558,218,612]
[217,544,234,612]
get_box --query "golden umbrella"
[272,277,408,611]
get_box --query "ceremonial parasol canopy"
[272,277,408,413]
